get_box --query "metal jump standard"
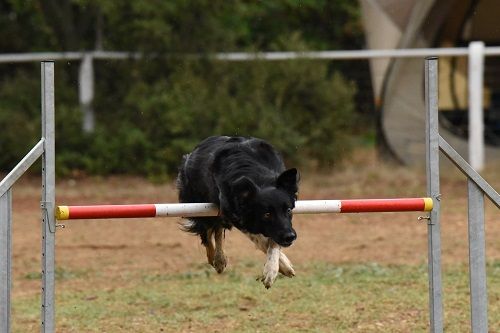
[1,58,499,333]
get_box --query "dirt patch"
[8,149,500,297]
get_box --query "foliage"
[0,0,364,177]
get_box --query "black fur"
[177,136,299,247]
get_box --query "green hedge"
[86,59,355,176]
[0,1,363,178]
[0,59,356,178]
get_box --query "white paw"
[279,253,295,277]
[261,261,279,289]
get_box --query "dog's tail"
[179,217,221,246]
[178,218,199,234]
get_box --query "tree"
[0,0,365,176]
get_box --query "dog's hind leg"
[202,228,215,267]
[212,227,227,274]
[243,233,295,278]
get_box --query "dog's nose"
[282,230,297,244]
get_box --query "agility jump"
[3,58,499,333]
[55,198,433,220]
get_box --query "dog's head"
[232,168,299,247]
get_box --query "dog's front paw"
[261,261,279,289]
[213,251,227,274]
[279,252,295,278]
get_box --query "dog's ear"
[277,168,299,197]
[232,176,258,205]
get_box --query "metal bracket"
[418,215,436,225]
[40,201,56,233]
[423,194,442,226]
[418,215,431,222]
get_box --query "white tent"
[360,0,500,165]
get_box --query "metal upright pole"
[41,61,56,333]
[468,179,488,333]
[78,53,95,133]
[468,41,485,171]
[467,42,489,330]
[425,57,444,333]
[0,189,12,333]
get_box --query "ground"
[7,149,500,332]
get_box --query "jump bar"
[55,198,433,220]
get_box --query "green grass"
[23,267,90,281]
[12,261,500,332]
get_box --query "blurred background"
[3,2,500,332]
[1,0,498,179]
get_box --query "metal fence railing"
[0,44,498,170]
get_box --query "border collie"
[177,136,299,288]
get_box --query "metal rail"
[438,137,500,209]
[2,46,500,64]
[0,140,44,196]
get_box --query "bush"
[100,58,355,175]
[0,59,356,178]
[0,69,40,170]
[0,1,363,178]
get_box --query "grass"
[12,261,500,332]
[23,267,90,281]
[8,157,500,332]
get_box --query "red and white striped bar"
[55,198,433,220]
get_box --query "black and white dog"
[177,136,299,288]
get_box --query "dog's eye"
[263,212,272,220]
